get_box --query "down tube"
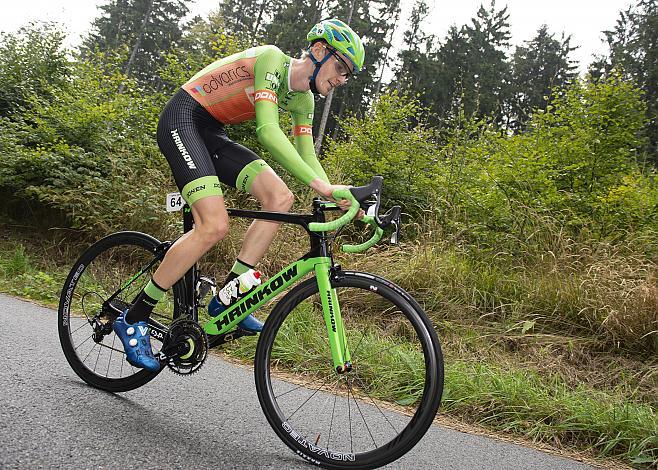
[203,257,327,336]
[314,261,351,371]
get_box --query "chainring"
[164,319,209,375]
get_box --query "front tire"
[254,271,444,469]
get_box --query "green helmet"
[307,19,365,74]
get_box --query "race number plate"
[166,192,184,212]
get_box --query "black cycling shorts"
[156,88,271,205]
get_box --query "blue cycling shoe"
[113,311,161,372]
[208,296,264,333]
[238,313,264,332]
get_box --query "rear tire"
[255,271,443,469]
[58,231,186,392]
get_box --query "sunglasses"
[327,47,354,80]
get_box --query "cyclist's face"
[331,50,353,81]
[315,46,354,96]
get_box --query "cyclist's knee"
[263,188,294,212]
[196,220,229,246]
[190,196,229,246]
[251,171,294,211]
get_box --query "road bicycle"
[58,176,444,469]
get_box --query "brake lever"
[390,217,401,245]
[376,205,401,228]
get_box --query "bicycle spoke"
[347,377,354,454]
[74,333,94,351]
[353,374,400,435]
[93,341,102,372]
[286,374,334,422]
[350,378,378,449]
[327,390,338,450]
[353,342,404,366]
[274,371,333,400]
[106,334,116,377]
[70,320,92,336]
[349,330,367,359]
[95,339,125,355]
[81,343,97,364]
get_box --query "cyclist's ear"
[310,40,328,59]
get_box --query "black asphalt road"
[0,294,596,469]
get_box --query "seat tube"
[315,260,351,372]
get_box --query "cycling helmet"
[306,19,365,95]
[307,19,365,73]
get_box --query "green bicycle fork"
[315,261,352,373]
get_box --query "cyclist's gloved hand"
[309,179,353,210]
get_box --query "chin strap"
[307,46,332,95]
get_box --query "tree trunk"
[314,0,357,154]
[118,0,154,94]
[374,6,400,97]
[252,0,267,43]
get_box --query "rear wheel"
[58,231,186,392]
[255,271,443,469]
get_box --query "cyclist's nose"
[336,75,348,86]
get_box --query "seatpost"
[182,204,197,319]
[183,204,194,233]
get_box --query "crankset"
[161,319,209,375]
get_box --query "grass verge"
[1,225,656,467]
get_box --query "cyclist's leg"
[150,89,230,291]
[116,89,228,369]
[209,132,293,270]
[152,196,228,288]
[238,169,293,266]
[206,131,290,331]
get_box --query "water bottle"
[209,269,262,317]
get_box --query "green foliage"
[0,24,176,234]
[1,246,30,277]
[443,361,658,465]
[82,0,192,88]
[590,0,658,162]
[509,25,578,131]
[324,90,439,210]
[0,23,70,116]
[329,77,657,247]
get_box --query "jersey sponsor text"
[294,125,313,136]
[254,89,278,104]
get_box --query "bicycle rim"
[255,272,443,469]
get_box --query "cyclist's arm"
[291,96,330,184]
[253,49,320,185]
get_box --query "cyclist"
[113,19,366,371]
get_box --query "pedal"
[196,276,217,307]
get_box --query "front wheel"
[255,271,444,469]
